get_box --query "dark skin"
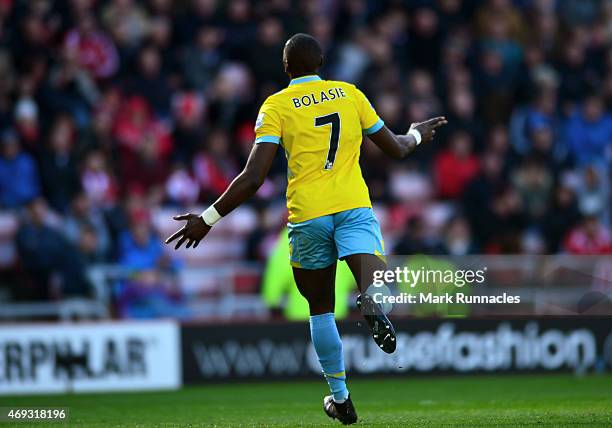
[166,41,447,315]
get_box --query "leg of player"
[345,253,397,354]
[292,264,358,425]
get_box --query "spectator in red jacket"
[564,216,612,255]
[113,96,172,156]
[192,129,238,200]
[434,130,480,199]
[113,96,172,191]
[64,13,119,79]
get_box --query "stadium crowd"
[0,0,610,312]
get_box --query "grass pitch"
[3,374,611,427]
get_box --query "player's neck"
[290,71,318,79]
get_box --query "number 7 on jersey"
[315,112,341,170]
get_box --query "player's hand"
[411,116,448,144]
[164,213,211,250]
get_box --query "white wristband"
[408,128,422,145]
[200,205,222,227]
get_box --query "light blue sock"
[309,313,349,402]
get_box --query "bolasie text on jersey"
[291,86,347,108]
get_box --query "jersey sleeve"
[254,97,282,144]
[353,86,384,135]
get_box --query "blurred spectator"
[433,131,480,200]
[171,91,206,162]
[559,0,601,26]
[510,157,553,222]
[445,86,483,144]
[175,0,217,46]
[374,91,403,132]
[64,192,111,263]
[16,198,91,299]
[463,151,504,247]
[488,186,527,253]
[80,150,118,208]
[165,163,200,206]
[476,0,525,42]
[64,14,119,79]
[182,26,224,93]
[486,123,519,169]
[14,91,40,147]
[113,96,172,190]
[102,0,149,50]
[407,70,441,117]
[565,94,612,168]
[115,269,192,319]
[118,209,174,271]
[0,129,40,208]
[575,166,609,219]
[510,87,562,161]
[39,115,81,213]
[441,216,477,256]
[114,96,172,154]
[544,185,580,253]
[247,17,286,87]
[207,62,253,130]
[564,216,612,255]
[129,45,172,117]
[224,0,256,55]
[394,216,442,255]
[556,33,591,107]
[389,163,433,204]
[478,2,524,65]
[192,129,238,200]
[86,87,122,151]
[113,202,185,317]
[408,7,442,72]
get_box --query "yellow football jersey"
[254,75,384,223]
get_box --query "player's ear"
[319,55,324,67]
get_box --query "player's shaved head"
[283,33,323,78]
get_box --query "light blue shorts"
[288,207,385,270]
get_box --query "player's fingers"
[175,235,188,250]
[432,120,448,129]
[419,116,442,126]
[186,239,194,249]
[165,227,185,244]
[428,117,448,128]
[431,123,446,130]
[173,214,192,221]
[193,240,200,248]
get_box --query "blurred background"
[0,0,610,323]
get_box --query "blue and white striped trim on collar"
[288,75,322,86]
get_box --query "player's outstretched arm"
[165,142,278,250]
[368,116,447,159]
